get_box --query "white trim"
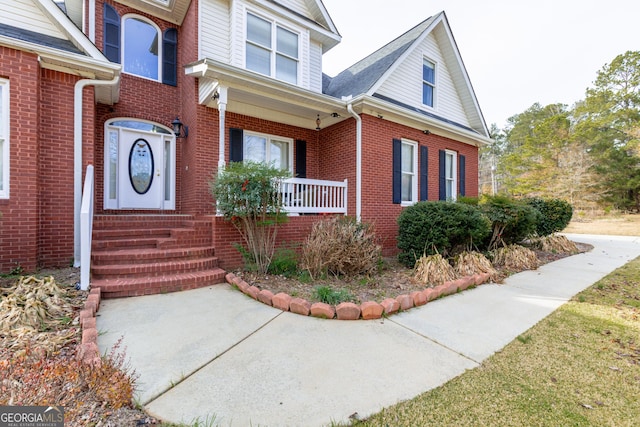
[445,149,457,201]
[0,79,9,199]
[121,14,163,82]
[422,55,437,110]
[242,130,294,172]
[400,139,418,206]
[103,118,176,210]
[244,9,301,85]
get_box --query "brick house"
[0,0,491,297]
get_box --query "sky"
[320,0,640,129]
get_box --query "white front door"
[104,119,176,210]
[119,130,164,209]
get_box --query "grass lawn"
[349,255,640,426]
[564,213,640,236]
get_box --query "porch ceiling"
[185,59,349,131]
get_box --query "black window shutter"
[295,140,307,178]
[104,4,120,63]
[392,138,402,204]
[229,128,243,163]
[420,146,428,201]
[438,149,446,200]
[459,154,466,197]
[162,28,178,86]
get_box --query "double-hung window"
[246,13,299,84]
[423,58,436,107]
[244,132,292,171]
[0,79,8,199]
[401,140,418,204]
[444,149,457,200]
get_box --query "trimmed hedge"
[397,201,491,268]
[480,195,539,249]
[524,197,573,236]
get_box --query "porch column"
[216,86,228,170]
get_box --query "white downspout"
[73,75,120,267]
[347,103,362,221]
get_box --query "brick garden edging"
[225,272,493,320]
[76,287,102,366]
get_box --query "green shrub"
[313,285,353,305]
[397,201,491,268]
[267,247,298,277]
[301,217,381,279]
[480,195,538,249]
[524,197,573,236]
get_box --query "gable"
[324,12,489,139]
[375,30,470,129]
[0,0,67,39]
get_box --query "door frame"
[103,118,176,210]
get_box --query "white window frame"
[0,79,9,199]
[401,139,418,206]
[243,130,294,172]
[122,14,162,82]
[245,11,300,84]
[445,149,457,201]
[422,56,437,109]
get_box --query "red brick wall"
[0,47,40,272]
[94,0,183,214]
[317,114,478,255]
[37,69,88,267]
[212,215,330,269]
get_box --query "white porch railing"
[279,177,348,214]
[80,165,94,291]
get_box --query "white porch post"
[217,86,228,170]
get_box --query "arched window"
[103,5,177,86]
[123,16,161,81]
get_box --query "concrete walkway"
[97,234,640,426]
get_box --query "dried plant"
[491,244,539,271]
[530,234,579,254]
[454,251,497,278]
[300,217,381,279]
[413,254,456,286]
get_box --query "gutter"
[346,103,362,221]
[73,75,120,267]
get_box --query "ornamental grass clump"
[491,244,539,271]
[413,253,456,286]
[300,217,381,279]
[531,234,579,254]
[453,251,497,278]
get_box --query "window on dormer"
[423,58,436,107]
[246,13,299,84]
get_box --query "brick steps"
[92,268,227,299]
[91,246,216,265]
[90,215,225,298]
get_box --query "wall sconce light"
[172,117,189,138]
[423,129,431,135]
[316,114,321,131]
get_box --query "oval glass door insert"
[129,139,154,194]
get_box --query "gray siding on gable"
[309,39,323,92]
